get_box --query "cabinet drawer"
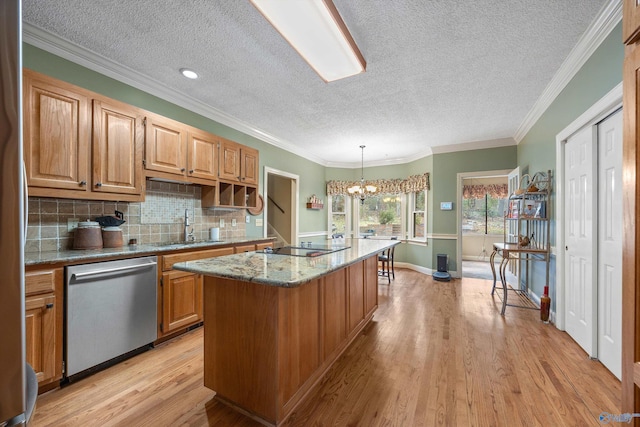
[25,269,62,296]
[162,247,234,271]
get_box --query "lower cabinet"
[25,268,63,391]
[161,270,203,334]
[159,247,234,338]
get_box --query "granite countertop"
[173,238,400,288]
[24,237,274,266]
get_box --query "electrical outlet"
[231,218,237,227]
[246,215,250,223]
[255,218,263,227]
[219,219,225,228]
[67,218,79,232]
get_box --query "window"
[409,190,426,240]
[329,195,349,236]
[356,194,403,238]
[462,193,507,235]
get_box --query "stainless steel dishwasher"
[65,256,158,377]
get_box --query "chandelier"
[347,145,377,204]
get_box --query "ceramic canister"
[73,221,103,250]
[102,226,124,248]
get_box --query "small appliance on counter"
[73,221,103,250]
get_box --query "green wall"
[517,22,624,298]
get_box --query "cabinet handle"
[46,303,54,309]
[181,168,186,172]
[95,182,102,187]
[189,169,194,174]
[79,180,87,186]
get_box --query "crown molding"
[513,0,622,143]
[22,23,329,166]
[429,137,516,155]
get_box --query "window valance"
[326,173,430,196]
[462,183,508,199]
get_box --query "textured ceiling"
[22,0,608,167]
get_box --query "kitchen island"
[174,238,399,426]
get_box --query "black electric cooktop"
[258,245,351,257]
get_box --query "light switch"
[246,215,250,223]
[231,218,237,227]
[256,218,263,227]
[220,219,225,228]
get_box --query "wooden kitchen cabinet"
[234,243,256,253]
[256,242,274,251]
[624,0,640,44]
[23,70,90,194]
[218,139,258,185]
[23,69,143,202]
[92,99,145,195]
[145,113,219,186]
[25,268,63,392]
[161,269,203,334]
[159,247,234,337]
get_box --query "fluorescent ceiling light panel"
[251,0,366,82]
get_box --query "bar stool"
[378,237,397,283]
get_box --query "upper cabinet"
[23,69,258,207]
[92,99,145,196]
[23,69,144,202]
[144,113,219,186]
[218,139,258,185]
[624,0,640,44]
[23,70,90,193]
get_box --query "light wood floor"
[31,269,620,426]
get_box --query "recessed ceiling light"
[180,68,199,79]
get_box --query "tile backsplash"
[26,180,248,253]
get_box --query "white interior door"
[597,109,623,379]
[564,125,597,357]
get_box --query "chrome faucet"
[184,209,195,242]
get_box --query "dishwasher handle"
[70,261,157,280]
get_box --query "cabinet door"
[234,244,256,253]
[145,114,188,177]
[241,147,259,185]
[92,99,144,195]
[625,0,640,44]
[187,129,218,182]
[161,270,203,334]
[623,39,640,414]
[256,242,274,251]
[25,294,56,384]
[23,70,90,192]
[219,139,241,181]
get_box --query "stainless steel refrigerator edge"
[0,0,26,425]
